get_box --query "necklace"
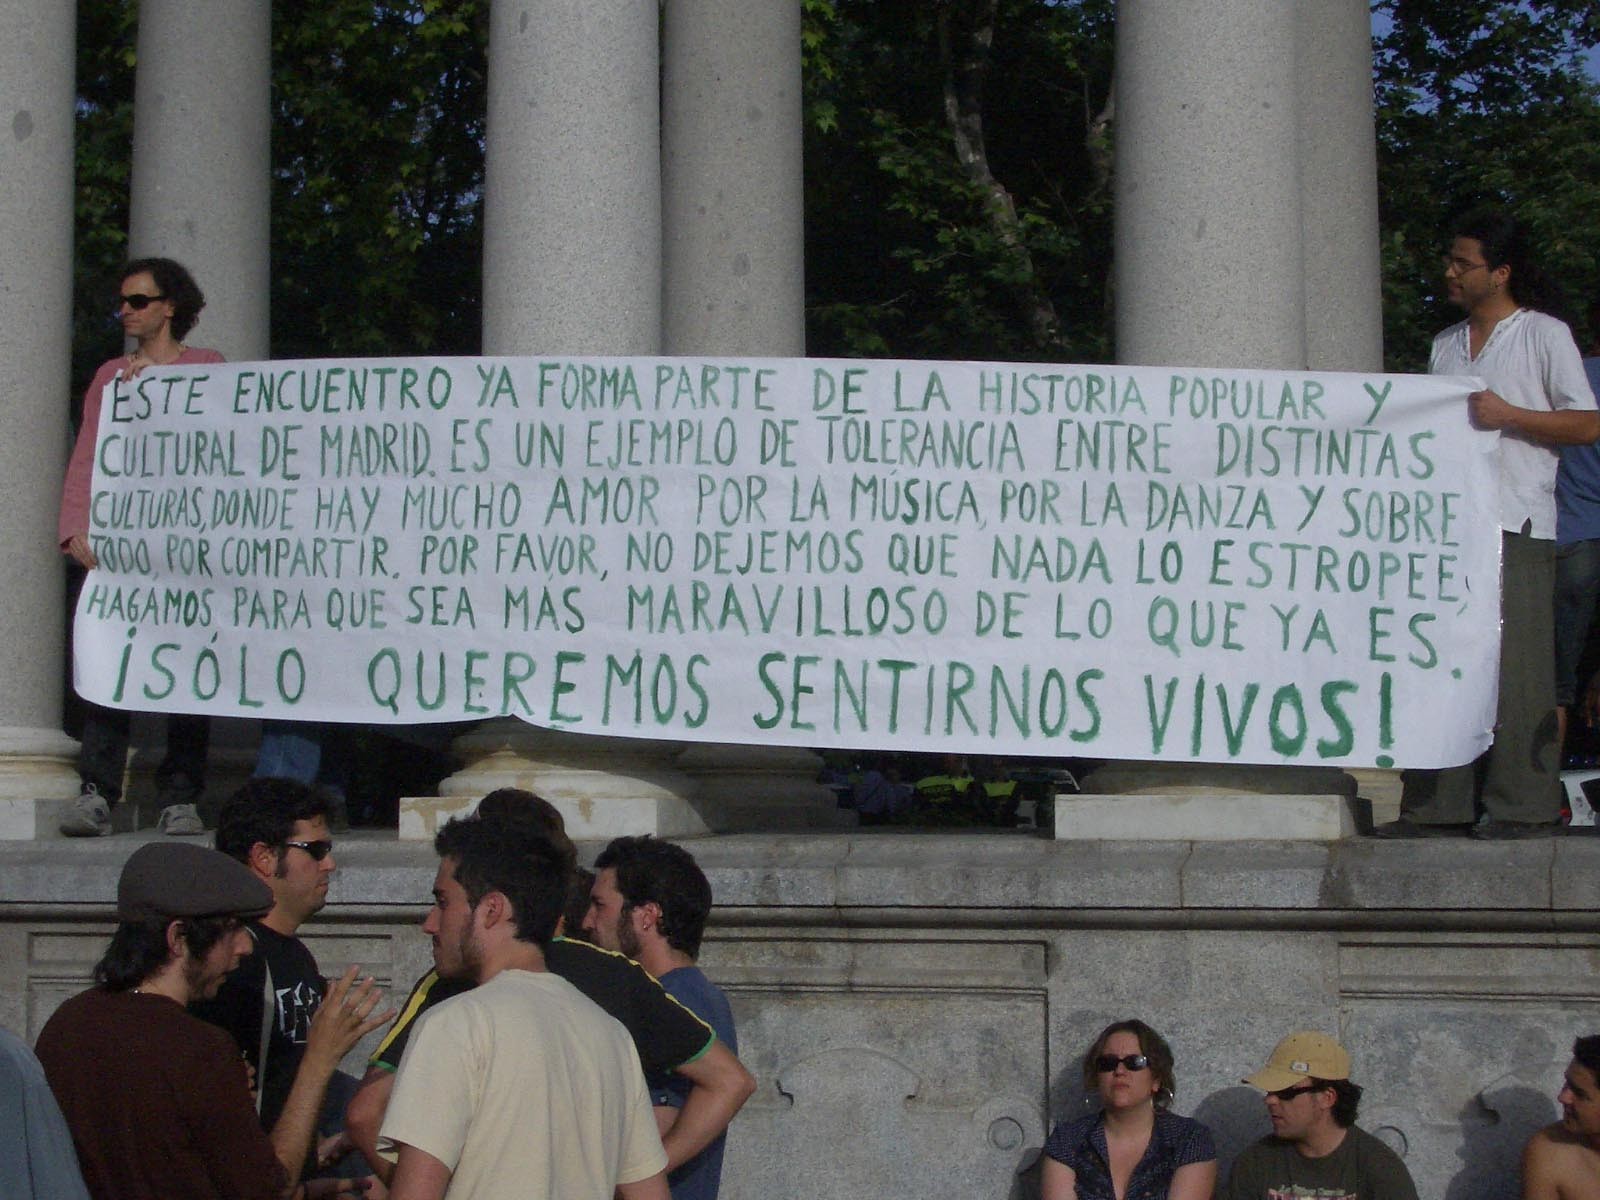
[129,342,187,370]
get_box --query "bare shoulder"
[1528,1123,1593,1154]
[1524,1125,1600,1199]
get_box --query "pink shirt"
[58,347,225,546]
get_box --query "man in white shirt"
[378,817,669,1200]
[1376,211,1600,839]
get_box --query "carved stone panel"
[709,934,1048,1200]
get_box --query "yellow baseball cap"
[1243,1031,1351,1091]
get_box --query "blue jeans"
[1555,537,1600,707]
[254,722,323,785]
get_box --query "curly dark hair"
[474,788,577,878]
[122,256,206,339]
[1080,1019,1178,1111]
[593,836,713,958]
[214,777,329,866]
[1573,1035,1600,1077]
[434,815,567,946]
[1319,1078,1364,1128]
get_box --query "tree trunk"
[936,0,1063,352]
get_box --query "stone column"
[128,0,271,359]
[482,0,661,355]
[1114,0,1305,369]
[1085,0,1372,839]
[0,0,80,837]
[429,1,688,838]
[659,0,838,828]
[1296,0,1383,372]
[1299,0,1391,816]
[121,0,271,821]
[662,0,805,357]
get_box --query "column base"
[0,727,83,840]
[400,720,708,841]
[1053,793,1358,841]
[674,743,855,831]
[1062,762,1360,840]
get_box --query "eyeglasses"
[1267,1083,1323,1102]
[283,839,334,861]
[1441,256,1489,275]
[1094,1053,1150,1074]
[117,293,167,311]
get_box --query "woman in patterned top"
[1041,1019,1217,1200]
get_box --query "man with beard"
[192,779,373,1188]
[35,842,387,1200]
[345,791,754,1185]
[1375,211,1599,839]
[378,817,669,1200]
[1224,1031,1417,1200]
[585,836,738,1200]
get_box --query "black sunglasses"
[117,292,167,311]
[283,838,334,861]
[1094,1053,1150,1074]
[1268,1083,1323,1102]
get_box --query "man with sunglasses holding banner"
[192,778,375,1190]
[1224,1031,1418,1200]
[57,258,225,838]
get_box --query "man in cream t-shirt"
[379,818,668,1200]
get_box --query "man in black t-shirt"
[191,778,362,1170]
[366,936,717,1076]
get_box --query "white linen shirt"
[1430,307,1597,538]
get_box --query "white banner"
[72,355,1501,768]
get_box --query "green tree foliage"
[1373,1,1600,367]
[802,0,1115,362]
[72,0,137,397]
[71,1,1600,381]
[71,0,486,384]
[272,0,486,358]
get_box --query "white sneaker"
[60,789,113,837]
[157,803,205,836]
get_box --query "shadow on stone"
[1443,1082,1555,1200]
[1191,1086,1272,1181]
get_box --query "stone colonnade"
[0,0,1382,839]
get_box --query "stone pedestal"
[675,744,852,831]
[1347,767,1405,827]
[403,720,706,841]
[1063,764,1360,841]
[0,729,82,840]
